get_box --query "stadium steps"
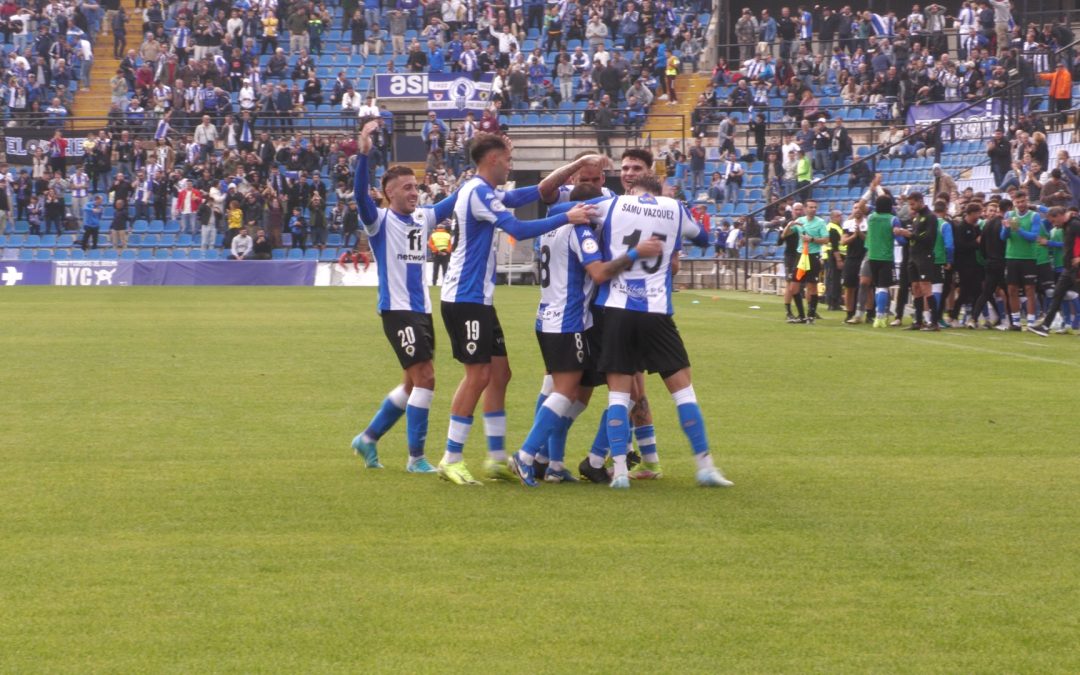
[640,72,710,143]
[71,0,143,126]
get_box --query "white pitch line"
[679,292,1080,369]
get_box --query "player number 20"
[464,320,480,340]
[397,326,416,348]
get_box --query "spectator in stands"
[1040,61,1073,127]
[796,149,813,201]
[987,128,1012,187]
[110,199,130,251]
[720,151,745,205]
[229,225,254,260]
[706,171,724,205]
[81,195,104,251]
[849,159,872,189]
[594,94,616,157]
[289,207,308,252]
[43,188,65,236]
[688,137,706,196]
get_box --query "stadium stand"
[0,0,1078,276]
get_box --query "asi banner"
[374,73,429,98]
[4,127,88,166]
[427,73,494,119]
[905,99,1024,140]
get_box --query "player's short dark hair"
[965,202,983,215]
[906,191,924,202]
[470,133,509,165]
[875,195,893,213]
[933,200,948,213]
[1014,189,1028,199]
[569,183,602,201]
[1047,206,1067,218]
[634,172,663,195]
[381,165,415,190]
[620,147,654,168]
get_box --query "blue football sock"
[590,409,609,460]
[634,425,658,462]
[405,387,433,459]
[1072,298,1080,328]
[483,411,506,460]
[605,393,631,458]
[549,400,586,466]
[875,288,890,316]
[363,385,408,441]
[520,393,570,459]
[672,386,709,455]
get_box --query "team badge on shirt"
[582,238,599,254]
[489,199,506,212]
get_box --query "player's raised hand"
[565,203,597,224]
[635,237,665,258]
[579,154,612,171]
[359,120,379,155]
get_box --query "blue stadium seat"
[13,222,28,234]
[4,235,20,247]
[304,249,319,260]
[177,234,193,247]
[132,220,148,233]
[102,250,118,260]
[120,249,136,260]
[70,248,86,260]
[164,221,180,233]
[40,234,57,247]
[319,249,338,261]
[59,234,76,247]
[18,248,33,260]
[272,248,286,260]
[35,249,53,260]
[288,248,303,260]
[327,233,342,247]
[148,221,164,234]
[138,249,153,260]
[140,234,159,248]
[154,249,170,260]
[187,249,204,260]
[171,249,188,260]
[53,248,70,260]
[159,234,176,247]
[24,234,40,247]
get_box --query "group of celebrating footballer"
[348,120,732,489]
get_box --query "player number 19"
[465,320,480,340]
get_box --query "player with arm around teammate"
[584,173,733,489]
[349,120,459,473]
[436,134,598,485]
[507,181,665,487]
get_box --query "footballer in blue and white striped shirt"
[349,120,459,475]
[436,134,599,486]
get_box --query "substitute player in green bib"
[1002,190,1042,329]
[865,195,900,328]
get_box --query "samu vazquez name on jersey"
[620,202,676,220]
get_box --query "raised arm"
[538,154,611,203]
[355,121,381,226]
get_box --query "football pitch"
[2,286,1079,673]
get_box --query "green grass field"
[2,286,1079,673]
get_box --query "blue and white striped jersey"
[535,224,602,333]
[591,193,684,315]
[440,177,541,306]
[363,206,439,314]
[354,151,458,315]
